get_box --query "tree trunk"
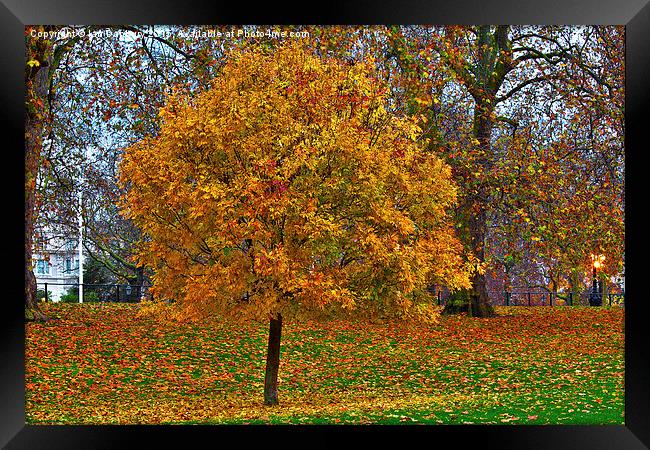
[24,265,47,321]
[135,266,144,302]
[25,27,54,322]
[127,266,145,302]
[464,97,496,318]
[467,200,495,317]
[442,194,495,317]
[440,27,509,318]
[263,312,282,406]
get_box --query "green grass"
[25,303,624,425]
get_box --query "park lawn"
[25,303,624,425]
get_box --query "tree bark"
[263,312,282,406]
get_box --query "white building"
[33,236,80,302]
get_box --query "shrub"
[36,289,53,303]
[84,291,100,303]
[441,289,472,315]
[59,287,79,303]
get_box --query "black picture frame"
[2,0,647,447]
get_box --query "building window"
[36,260,49,275]
[65,258,72,272]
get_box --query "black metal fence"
[36,282,153,303]
[435,290,624,307]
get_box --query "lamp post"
[589,254,605,307]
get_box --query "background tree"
[378,25,624,315]
[119,42,471,405]
[25,25,70,320]
[34,25,233,296]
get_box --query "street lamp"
[589,254,605,307]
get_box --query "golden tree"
[119,42,471,405]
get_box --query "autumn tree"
[475,26,625,299]
[119,42,471,405]
[376,25,624,315]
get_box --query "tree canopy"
[119,42,472,323]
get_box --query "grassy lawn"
[25,303,624,425]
